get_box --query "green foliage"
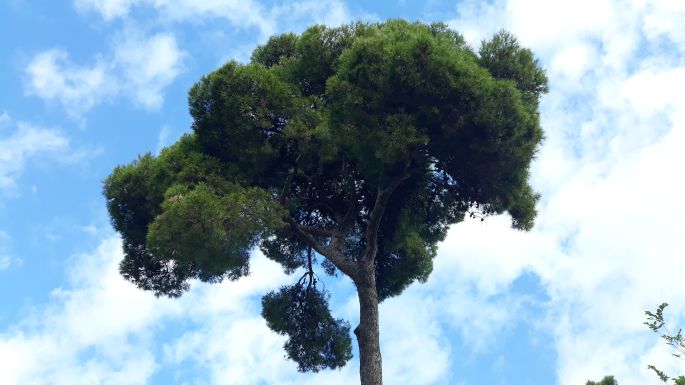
[479,30,548,107]
[104,19,547,371]
[251,33,298,68]
[645,303,685,384]
[262,283,353,372]
[586,376,618,385]
[104,134,285,296]
[147,183,284,282]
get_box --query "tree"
[645,303,685,385]
[103,20,547,385]
[586,376,618,385]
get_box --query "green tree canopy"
[104,20,547,384]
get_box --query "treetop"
[104,19,547,301]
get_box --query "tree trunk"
[354,269,383,385]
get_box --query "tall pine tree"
[104,20,547,385]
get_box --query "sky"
[0,0,684,384]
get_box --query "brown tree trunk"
[354,268,383,385]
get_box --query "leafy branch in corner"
[645,303,685,385]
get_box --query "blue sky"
[1,0,684,384]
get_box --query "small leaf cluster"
[262,283,353,372]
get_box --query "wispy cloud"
[0,110,10,127]
[113,29,184,109]
[49,0,367,119]
[24,49,113,119]
[74,0,360,40]
[73,0,142,21]
[0,231,13,271]
[155,124,173,154]
[24,30,184,119]
[0,121,69,192]
[0,116,100,196]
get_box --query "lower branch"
[285,217,359,279]
[363,173,411,264]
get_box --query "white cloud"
[75,0,358,41]
[155,124,173,154]
[76,0,269,29]
[268,0,355,32]
[0,237,178,385]
[542,107,685,385]
[24,49,113,119]
[0,110,10,128]
[0,233,355,385]
[0,228,503,385]
[114,30,184,109]
[0,231,12,271]
[158,0,275,38]
[0,121,72,193]
[58,0,365,117]
[24,31,184,118]
[74,0,143,20]
[380,293,451,385]
[446,0,685,384]
[619,66,685,116]
[549,41,598,87]
[0,255,10,270]
[643,0,685,46]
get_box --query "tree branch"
[279,170,294,204]
[362,173,411,264]
[297,224,336,237]
[313,201,340,219]
[330,197,357,252]
[285,217,359,279]
[279,154,301,204]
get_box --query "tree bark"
[352,174,410,385]
[354,268,383,385]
